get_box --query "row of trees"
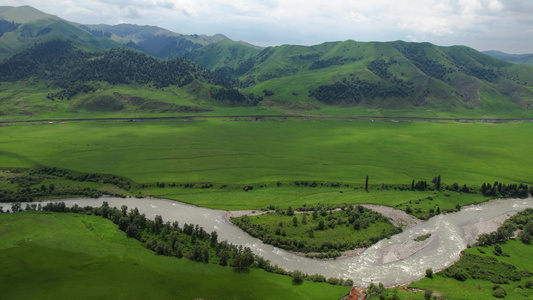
[1,167,133,202]
[0,185,107,203]
[30,166,132,191]
[481,182,531,198]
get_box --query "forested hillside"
[0,40,233,93]
[0,40,259,116]
[186,40,533,113]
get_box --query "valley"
[1,4,533,300]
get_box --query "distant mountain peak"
[0,5,61,23]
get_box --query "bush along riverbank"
[409,208,533,299]
[3,202,353,287]
[393,176,532,220]
[231,204,402,259]
[0,167,133,202]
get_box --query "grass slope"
[409,239,533,299]
[0,212,349,299]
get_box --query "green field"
[142,183,489,212]
[1,118,532,188]
[0,212,349,299]
[1,115,532,299]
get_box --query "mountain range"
[1,5,533,118]
[483,51,533,66]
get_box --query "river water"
[23,196,533,287]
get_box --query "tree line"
[31,166,132,191]
[0,167,132,202]
[310,77,413,105]
[476,208,533,246]
[0,20,20,36]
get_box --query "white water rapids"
[18,196,533,287]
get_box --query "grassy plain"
[0,212,349,299]
[1,118,532,189]
[409,239,533,299]
[143,184,489,212]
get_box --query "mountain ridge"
[0,6,237,61]
[182,39,533,113]
[0,5,533,118]
[483,50,533,66]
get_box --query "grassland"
[1,118,532,188]
[0,212,349,299]
[1,117,528,214]
[1,114,531,299]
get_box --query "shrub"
[424,289,433,300]
[426,268,433,278]
[343,279,354,286]
[291,270,304,283]
[453,269,469,281]
[492,288,506,298]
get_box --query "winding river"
[26,196,533,287]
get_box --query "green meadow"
[0,212,349,299]
[409,239,533,299]
[1,118,532,190]
[142,184,489,212]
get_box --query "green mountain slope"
[186,40,533,115]
[0,40,258,117]
[184,39,263,78]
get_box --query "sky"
[5,0,533,53]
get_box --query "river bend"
[22,196,533,287]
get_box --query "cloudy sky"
[6,0,533,53]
